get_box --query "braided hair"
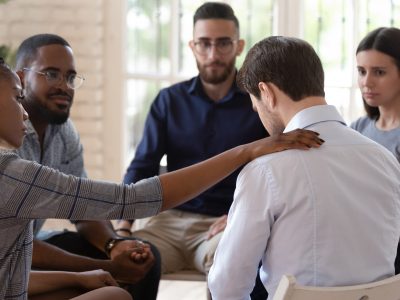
[0,57,14,82]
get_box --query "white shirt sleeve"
[208,162,276,300]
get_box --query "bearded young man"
[119,2,268,296]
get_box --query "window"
[302,0,400,123]
[124,0,400,165]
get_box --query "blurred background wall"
[1,0,399,182]
[0,0,124,181]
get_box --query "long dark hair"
[356,27,400,119]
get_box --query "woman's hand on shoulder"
[246,129,324,160]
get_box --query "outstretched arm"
[160,129,323,210]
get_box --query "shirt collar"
[284,105,346,133]
[188,73,247,101]
[25,119,37,135]
[25,119,61,137]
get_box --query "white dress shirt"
[208,105,400,300]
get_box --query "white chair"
[273,274,400,300]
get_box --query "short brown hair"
[193,2,239,31]
[237,36,325,101]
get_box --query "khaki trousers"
[133,209,222,274]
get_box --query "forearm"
[75,220,117,252]
[160,144,249,210]
[28,271,79,295]
[115,220,134,236]
[32,239,111,272]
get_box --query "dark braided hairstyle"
[0,57,15,82]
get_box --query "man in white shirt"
[208,36,400,300]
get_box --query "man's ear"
[236,39,245,56]
[188,40,196,54]
[16,70,25,89]
[258,82,276,110]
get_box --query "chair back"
[273,274,400,300]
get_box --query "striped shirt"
[0,152,162,299]
[15,119,87,235]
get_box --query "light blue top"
[351,116,400,163]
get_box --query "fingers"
[207,223,226,240]
[206,215,228,240]
[102,272,119,287]
[129,242,152,263]
[281,129,324,150]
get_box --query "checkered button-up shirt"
[0,152,162,299]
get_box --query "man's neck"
[32,121,48,146]
[281,96,327,127]
[200,71,236,102]
[23,103,48,148]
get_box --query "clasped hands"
[108,239,155,284]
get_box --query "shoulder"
[54,120,83,150]
[153,78,196,109]
[0,151,39,174]
[239,150,301,185]
[158,78,194,97]
[58,119,80,137]
[350,115,373,131]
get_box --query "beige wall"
[0,0,125,181]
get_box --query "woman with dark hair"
[351,27,400,163]
[351,26,400,275]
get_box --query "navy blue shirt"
[123,75,268,216]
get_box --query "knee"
[196,233,223,273]
[102,286,132,300]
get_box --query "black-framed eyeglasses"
[23,68,85,90]
[193,38,237,55]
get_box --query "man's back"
[258,121,399,290]
[210,106,400,298]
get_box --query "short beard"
[197,57,236,84]
[37,104,69,124]
[24,88,70,125]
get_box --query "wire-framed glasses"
[193,38,237,55]
[23,68,85,90]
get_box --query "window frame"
[112,0,398,178]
